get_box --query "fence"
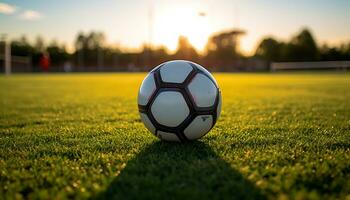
[271,61,350,71]
[0,54,32,73]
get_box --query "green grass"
[0,72,349,200]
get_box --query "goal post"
[4,38,11,75]
[0,34,31,73]
[1,34,11,75]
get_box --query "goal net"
[0,41,32,74]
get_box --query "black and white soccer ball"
[138,60,222,142]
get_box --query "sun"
[153,4,211,53]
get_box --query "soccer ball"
[138,60,222,142]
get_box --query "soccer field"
[0,72,349,199]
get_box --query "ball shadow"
[94,141,265,200]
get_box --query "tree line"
[7,27,350,71]
[255,28,350,62]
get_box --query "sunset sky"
[0,0,349,55]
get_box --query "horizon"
[1,0,350,55]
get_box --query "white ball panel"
[160,60,193,83]
[151,91,189,127]
[138,73,156,106]
[217,91,222,119]
[139,113,156,135]
[184,115,213,140]
[191,62,218,86]
[157,131,180,142]
[188,73,218,107]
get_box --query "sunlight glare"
[154,4,211,53]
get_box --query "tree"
[46,40,70,66]
[284,28,319,61]
[255,28,329,62]
[75,32,86,66]
[204,29,245,71]
[320,43,350,61]
[11,35,35,56]
[86,32,105,49]
[73,31,105,67]
[174,36,198,60]
[255,37,283,61]
[206,29,245,59]
[34,36,45,53]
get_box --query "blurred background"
[0,0,349,73]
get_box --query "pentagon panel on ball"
[138,60,222,142]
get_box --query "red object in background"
[40,54,50,72]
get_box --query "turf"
[0,72,349,199]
